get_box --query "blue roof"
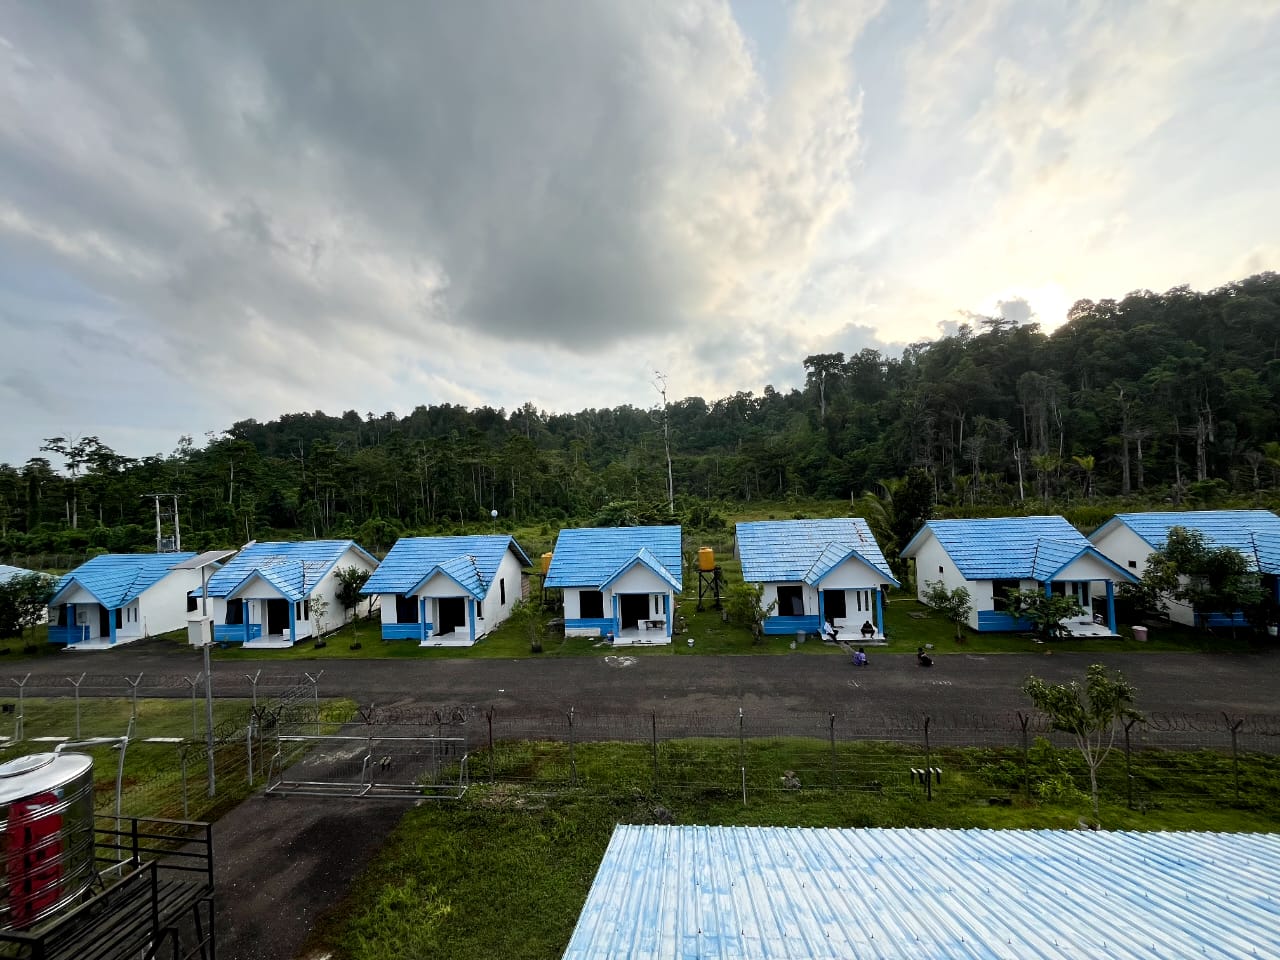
[204,540,375,602]
[52,553,196,608]
[1093,510,1280,574]
[0,564,37,586]
[565,825,1280,960]
[544,526,682,590]
[736,519,897,586]
[362,536,530,599]
[903,516,1136,582]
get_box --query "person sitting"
[853,647,868,667]
[822,620,839,643]
[917,646,933,667]
[860,620,875,639]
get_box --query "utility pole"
[652,371,674,515]
[142,493,181,552]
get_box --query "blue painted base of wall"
[213,624,264,643]
[763,615,822,636]
[1202,612,1248,628]
[975,611,1034,632]
[566,617,619,636]
[382,622,433,640]
[47,625,89,645]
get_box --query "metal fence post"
[738,707,746,806]
[567,706,577,786]
[1123,718,1137,810]
[183,673,202,740]
[924,715,933,802]
[651,712,659,794]
[180,745,190,820]
[829,713,837,789]
[487,708,495,784]
[245,670,262,710]
[125,673,143,725]
[1224,713,1243,803]
[11,674,29,743]
[1017,711,1030,802]
[246,717,255,787]
[66,673,87,738]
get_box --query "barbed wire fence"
[2,669,1278,816]
[289,701,1280,813]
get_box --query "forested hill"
[3,273,1280,560]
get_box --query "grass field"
[1,696,355,822]
[305,736,1280,960]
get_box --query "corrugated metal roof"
[1094,510,1280,574]
[362,535,529,596]
[565,825,1280,960]
[903,517,1101,581]
[204,540,373,601]
[544,526,682,590]
[737,519,897,585]
[53,553,196,608]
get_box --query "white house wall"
[1090,525,1194,625]
[483,550,524,632]
[136,568,204,637]
[909,536,969,597]
[820,557,888,590]
[1090,525,1154,578]
[1054,554,1122,584]
[610,565,671,595]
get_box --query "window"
[57,606,69,627]
[395,594,418,624]
[579,590,604,618]
[477,602,484,620]
[225,600,244,625]
[991,580,1021,613]
[500,578,506,605]
[303,599,310,620]
[938,566,944,574]
[776,585,804,616]
[1128,560,1137,569]
[187,594,198,613]
[654,595,661,616]
[295,601,303,621]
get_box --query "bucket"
[1132,625,1148,642]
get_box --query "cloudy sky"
[2,0,1278,464]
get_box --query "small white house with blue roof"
[545,526,682,644]
[1089,510,1280,627]
[48,552,201,648]
[361,535,530,646]
[901,516,1138,634]
[735,519,898,639]
[202,540,378,648]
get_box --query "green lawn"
[304,736,1280,960]
[2,695,355,822]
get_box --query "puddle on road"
[604,655,638,668]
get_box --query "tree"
[1024,664,1142,823]
[1134,527,1263,628]
[921,580,972,640]
[309,594,330,648]
[1007,589,1085,640]
[506,599,548,653]
[803,353,845,420]
[724,582,775,644]
[0,571,57,646]
[334,565,372,647]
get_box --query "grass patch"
[1,695,356,822]
[306,736,1280,960]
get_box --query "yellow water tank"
[541,552,553,574]
[698,547,715,571]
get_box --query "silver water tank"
[0,753,96,930]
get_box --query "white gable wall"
[821,556,888,590]
[311,546,380,635]
[135,568,204,637]
[1090,525,1153,579]
[909,534,970,598]
[610,565,671,595]
[1054,554,1123,584]
[481,549,525,633]
[1091,524,1194,625]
